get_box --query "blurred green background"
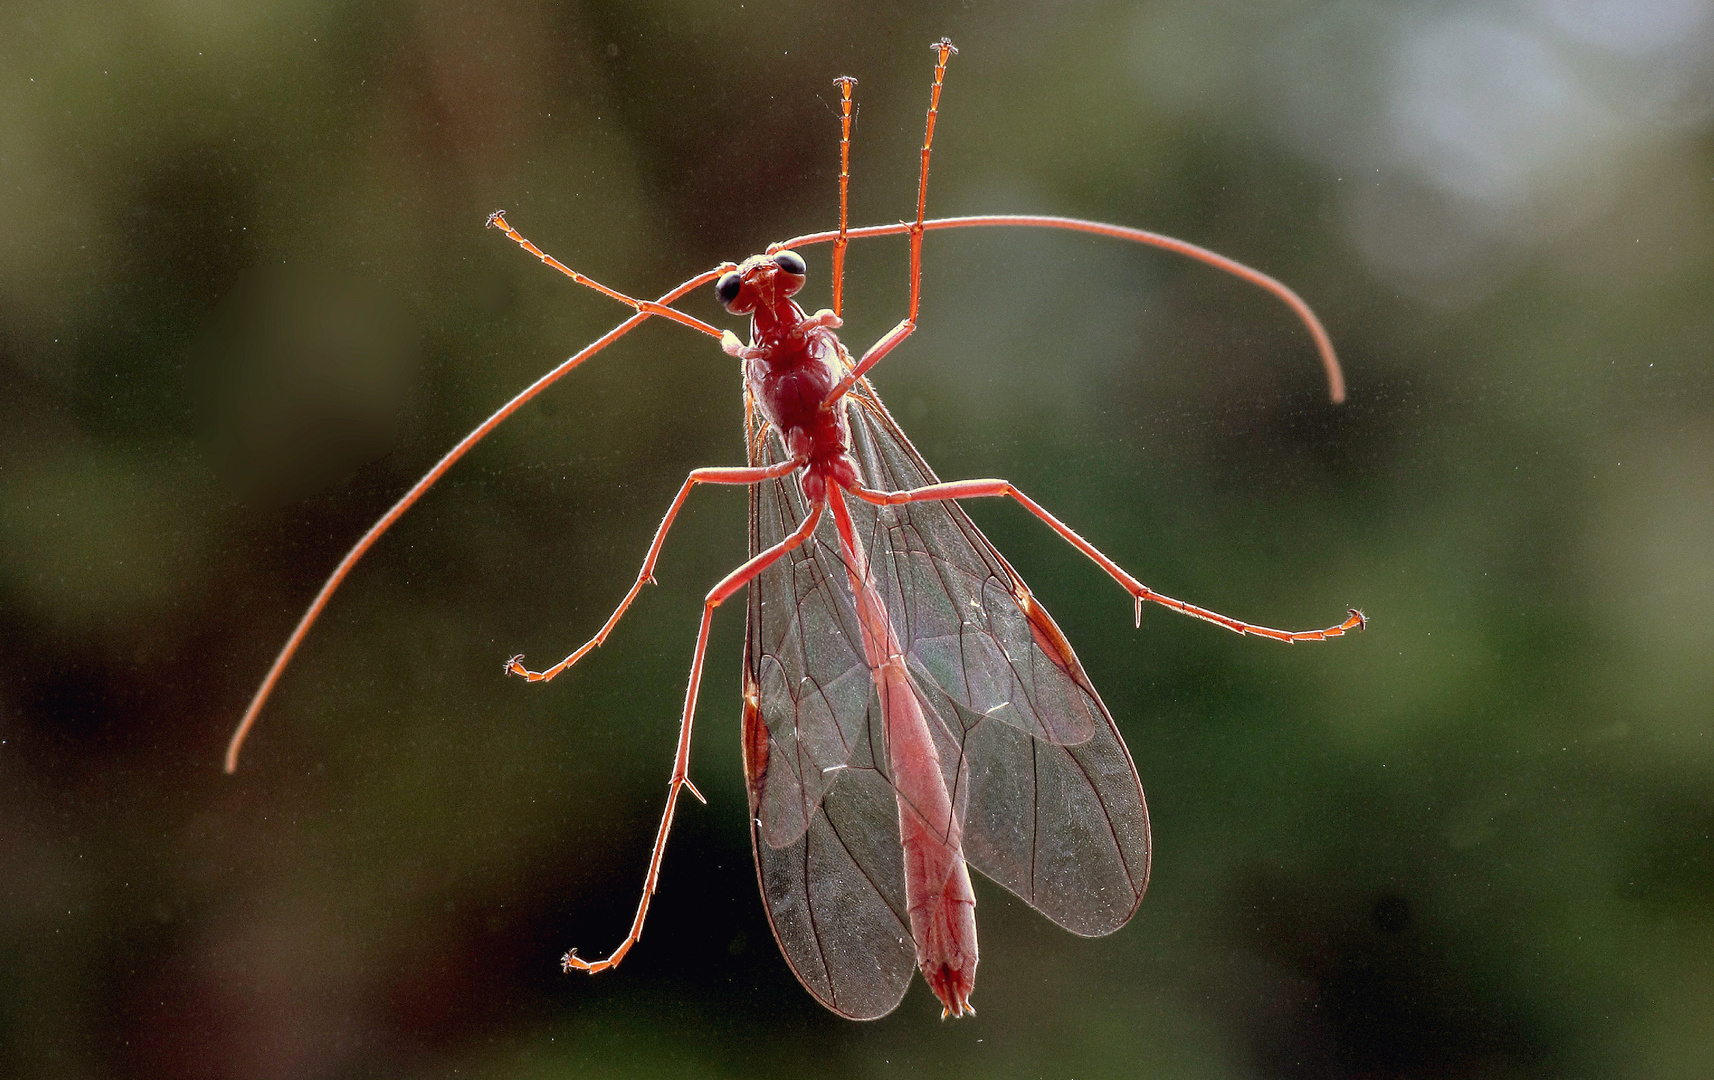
[3,0,1711,1077]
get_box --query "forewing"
[739,378,1152,1017]
[742,671,916,1019]
[744,423,878,849]
[841,387,1151,937]
[743,409,917,1018]
[842,403,1098,749]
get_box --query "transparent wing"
[741,381,1152,1018]
[840,386,1151,935]
[742,403,916,1019]
[741,667,916,1020]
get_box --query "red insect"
[225,40,1363,1020]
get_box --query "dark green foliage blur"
[3,1,1710,1077]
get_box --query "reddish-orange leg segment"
[564,499,826,974]
[830,75,857,319]
[850,481,1365,640]
[507,458,803,683]
[910,39,956,325]
[824,39,956,403]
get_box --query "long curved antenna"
[779,214,1345,403]
[224,263,723,773]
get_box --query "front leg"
[508,459,802,682]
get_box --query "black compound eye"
[771,250,806,276]
[715,271,743,307]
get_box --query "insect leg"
[508,458,803,683]
[909,39,957,326]
[831,75,857,319]
[828,39,957,401]
[831,318,915,400]
[850,481,1365,641]
[564,498,825,975]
